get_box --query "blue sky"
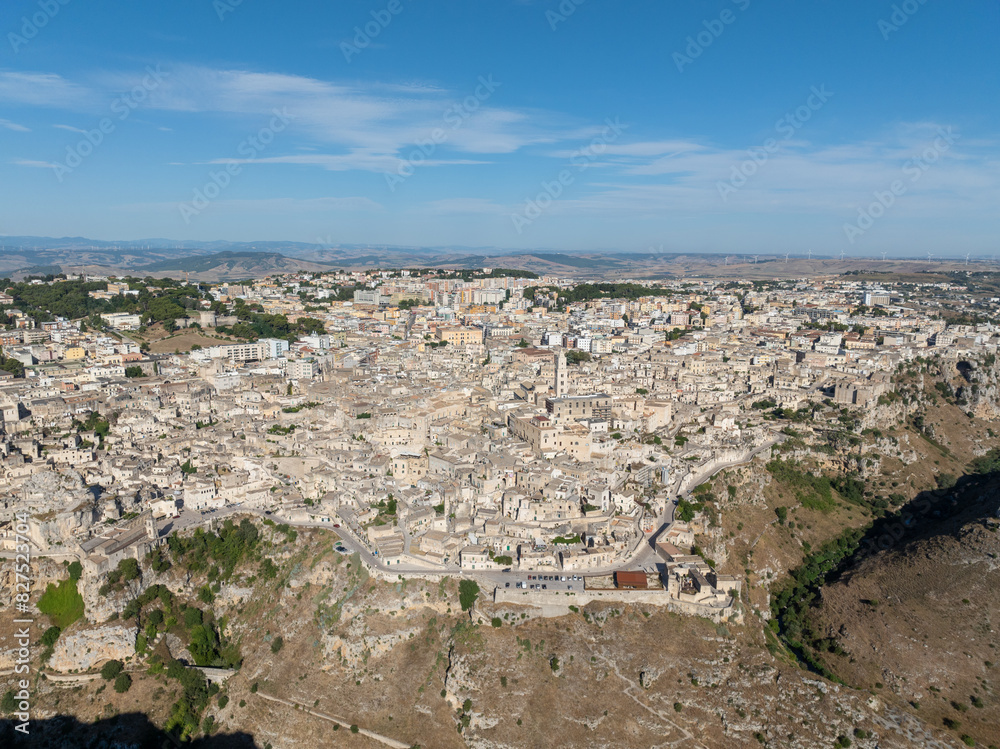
[0,0,997,255]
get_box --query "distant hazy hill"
[2,234,986,280]
[139,251,333,279]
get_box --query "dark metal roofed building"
[614,570,648,590]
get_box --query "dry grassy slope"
[810,483,1000,749]
[695,376,1000,749]
[127,321,244,354]
[690,376,1000,617]
[10,522,975,749]
[171,530,972,749]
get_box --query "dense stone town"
[1,269,993,620]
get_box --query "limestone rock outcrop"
[48,624,136,673]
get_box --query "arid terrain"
[0,523,982,749]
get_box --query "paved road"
[157,473,713,583]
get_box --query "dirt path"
[255,691,411,749]
[42,672,103,684]
[592,652,710,749]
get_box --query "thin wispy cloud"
[0,118,30,132]
[12,159,59,168]
[6,65,571,174]
[2,0,996,256]
[204,152,491,173]
[119,196,383,214]
[0,72,93,109]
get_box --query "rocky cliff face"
[12,469,100,549]
[6,522,978,748]
[47,625,135,672]
[954,354,1000,421]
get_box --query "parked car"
[504,582,510,588]
[541,584,547,590]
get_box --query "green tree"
[119,558,141,582]
[122,599,141,620]
[40,626,61,648]
[259,558,279,580]
[459,579,480,611]
[676,499,697,523]
[188,623,223,666]
[0,356,25,378]
[183,607,204,628]
[198,585,215,604]
[114,673,133,693]
[101,659,124,680]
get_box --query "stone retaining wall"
[492,587,740,623]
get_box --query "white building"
[100,313,142,331]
